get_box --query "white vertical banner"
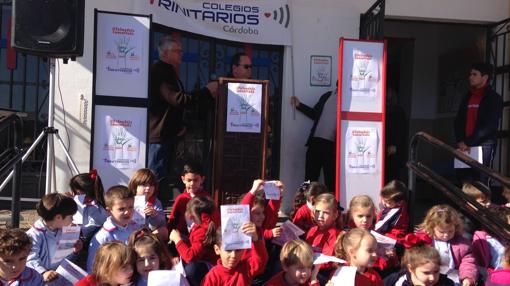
[92,105,147,190]
[337,38,386,209]
[95,12,150,98]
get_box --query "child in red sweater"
[201,222,268,286]
[169,196,218,286]
[328,228,383,286]
[305,193,340,282]
[374,180,409,242]
[291,181,329,231]
[266,239,320,286]
[240,179,284,241]
[168,162,211,235]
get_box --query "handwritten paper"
[330,266,357,286]
[148,270,184,286]
[51,226,81,265]
[48,259,88,286]
[370,230,397,259]
[454,146,483,168]
[313,253,347,265]
[272,220,305,246]
[263,181,280,200]
[133,195,146,225]
[220,205,251,250]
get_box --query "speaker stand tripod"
[0,58,80,194]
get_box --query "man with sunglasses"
[230,52,253,79]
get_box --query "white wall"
[386,0,510,23]
[54,0,509,213]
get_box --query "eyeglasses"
[238,64,252,69]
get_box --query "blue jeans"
[149,139,177,207]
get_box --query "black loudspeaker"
[12,0,84,58]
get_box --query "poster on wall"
[95,12,150,98]
[310,55,332,86]
[92,105,147,188]
[226,82,262,133]
[345,127,378,174]
[95,106,144,169]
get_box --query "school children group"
[1,162,509,286]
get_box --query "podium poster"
[95,11,150,98]
[226,82,263,133]
[91,11,151,190]
[336,38,386,208]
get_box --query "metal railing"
[0,110,24,228]
[407,132,510,243]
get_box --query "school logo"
[268,4,290,28]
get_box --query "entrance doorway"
[151,24,284,199]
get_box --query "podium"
[212,78,269,205]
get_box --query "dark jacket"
[454,85,503,146]
[384,269,454,286]
[296,91,334,146]
[149,60,212,143]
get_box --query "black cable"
[56,60,74,173]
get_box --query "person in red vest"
[454,63,503,184]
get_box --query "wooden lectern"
[212,78,269,205]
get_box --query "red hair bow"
[403,232,432,249]
[89,169,98,180]
[201,213,211,225]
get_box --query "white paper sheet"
[330,266,357,286]
[51,226,81,265]
[148,270,184,286]
[72,195,86,225]
[263,180,280,200]
[171,259,186,277]
[454,146,483,169]
[47,259,88,286]
[312,253,347,265]
[133,195,146,225]
[370,230,397,259]
[220,205,251,250]
[272,220,305,246]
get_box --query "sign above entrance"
[137,0,292,45]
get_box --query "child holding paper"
[291,181,329,231]
[87,185,140,272]
[128,228,183,286]
[169,196,218,286]
[384,245,454,286]
[168,162,211,235]
[240,179,284,241]
[374,180,409,242]
[328,228,383,286]
[347,195,397,276]
[69,170,108,240]
[266,239,320,286]
[128,168,168,242]
[202,224,268,285]
[306,193,340,280]
[0,229,44,285]
[417,204,478,286]
[26,193,82,282]
[77,241,134,286]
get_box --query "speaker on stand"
[1,0,85,197]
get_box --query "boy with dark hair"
[0,229,44,285]
[26,193,81,282]
[86,185,140,271]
